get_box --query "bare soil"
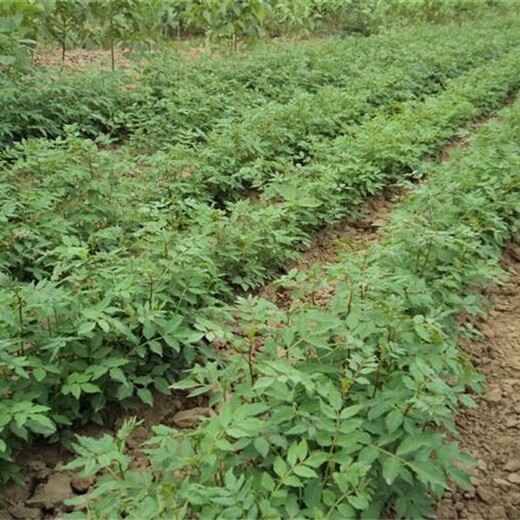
[33,48,133,71]
[0,393,209,519]
[437,240,520,520]
[259,187,405,311]
[32,44,212,72]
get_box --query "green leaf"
[254,437,270,458]
[78,322,96,336]
[33,367,46,382]
[323,489,336,507]
[288,442,299,466]
[296,439,308,461]
[97,319,110,333]
[163,335,180,352]
[149,340,163,356]
[358,445,379,465]
[0,55,16,66]
[382,456,401,485]
[81,383,100,394]
[459,394,477,408]
[298,197,322,208]
[339,418,364,434]
[26,416,56,436]
[71,384,81,400]
[293,465,318,479]
[333,472,350,493]
[109,367,127,384]
[348,494,369,510]
[137,388,153,406]
[340,404,363,419]
[448,466,473,490]
[284,475,303,488]
[216,438,234,452]
[410,461,448,490]
[305,452,329,468]
[273,183,298,201]
[396,436,428,457]
[337,503,356,517]
[260,472,275,492]
[153,376,170,395]
[227,427,251,439]
[273,456,288,477]
[240,417,265,432]
[385,409,404,433]
[328,386,343,411]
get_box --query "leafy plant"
[64,95,520,518]
[1,10,520,494]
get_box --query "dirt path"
[259,187,405,310]
[437,240,520,520]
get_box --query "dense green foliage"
[1,6,520,517]
[65,88,520,520]
[1,17,518,163]
[0,0,517,70]
[1,16,520,482]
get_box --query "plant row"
[2,16,519,155]
[1,47,520,480]
[2,0,516,71]
[124,17,520,158]
[65,90,520,519]
[4,24,519,286]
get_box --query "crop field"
[1,1,520,519]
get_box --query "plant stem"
[248,336,255,386]
[110,4,115,72]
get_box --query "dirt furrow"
[259,100,511,312]
[437,240,520,520]
[259,187,406,310]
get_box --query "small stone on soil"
[485,387,502,403]
[493,477,512,489]
[504,459,520,472]
[27,460,50,481]
[70,473,94,495]
[506,472,520,484]
[171,407,212,429]
[489,505,507,518]
[476,487,493,504]
[437,500,458,519]
[477,459,488,471]
[8,505,41,520]
[26,473,74,509]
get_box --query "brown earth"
[259,187,406,311]
[437,240,520,520]
[32,43,212,72]
[0,392,209,519]
[33,48,133,71]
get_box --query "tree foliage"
[0,0,517,70]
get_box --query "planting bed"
[1,13,520,520]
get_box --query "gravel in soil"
[437,241,520,520]
[0,393,209,519]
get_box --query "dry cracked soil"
[437,240,520,520]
